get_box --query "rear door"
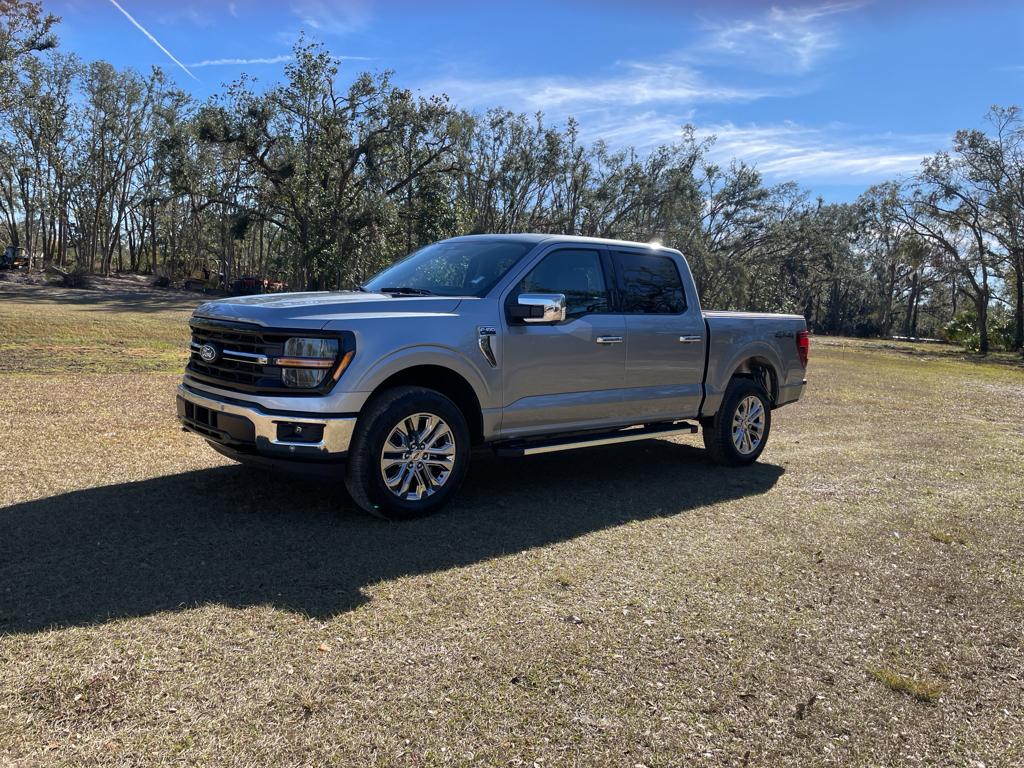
[613,249,706,420]
[499,246,626,436]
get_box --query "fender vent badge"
[477,326,498,367]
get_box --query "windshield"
[363,240,534,297]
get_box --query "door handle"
[595,336,623,345]
[679,335,703,344]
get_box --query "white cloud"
[289,0,371,36]
[158,6,214,27]
[696,1,865,74]
[698,122,942,181]
[430,61,782,115]
[496,111,937,184]
[422,2,859,125]
[413,2,935,186]
[571,110,697,148]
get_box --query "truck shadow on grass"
[0,284,201,314]
[0,441,783,634]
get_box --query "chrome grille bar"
[190,341,269,365]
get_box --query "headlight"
[278,337,339,388]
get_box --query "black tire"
[344,386,471,519]
[701,377,772,466]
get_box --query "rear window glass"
[614,251,687,314]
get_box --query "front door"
[500,247,626,437]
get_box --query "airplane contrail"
[189,54,374,68]
[107,0,199,82]
[190,55,294,68]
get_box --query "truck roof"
[444,233,676,251]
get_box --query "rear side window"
[515,248,610,318]
[614,251,687,314]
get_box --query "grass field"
[1,281,1023,767]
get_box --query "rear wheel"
[701,378,772,466]
[344,386,470,519]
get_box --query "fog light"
[277,422,324,443]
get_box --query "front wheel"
[701,378,772,466]
[344,386,471,519]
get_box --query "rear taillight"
[796,330,810,368]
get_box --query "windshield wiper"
[377,286,435,296]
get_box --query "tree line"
[2,1,1022,353]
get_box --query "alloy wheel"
[379,413,457,501]
[731,395,765,455]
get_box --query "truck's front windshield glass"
[362,240,533,297]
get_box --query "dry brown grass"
[1,283,1023,767]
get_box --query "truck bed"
[701,310,808,416]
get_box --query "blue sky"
[50,0,1024,200]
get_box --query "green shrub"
[943,309,1015,351]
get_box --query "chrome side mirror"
[512,293,566,323]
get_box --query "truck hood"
[193,291,463,328]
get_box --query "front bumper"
[176,383,357,460]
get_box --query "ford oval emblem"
[199,343,219,363]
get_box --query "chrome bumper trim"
[177,384,356,457]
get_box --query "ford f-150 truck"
[177,234,809,518]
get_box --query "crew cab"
[177,235,809,518]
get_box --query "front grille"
[186,319,340,395]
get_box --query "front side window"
[363,240,533,297]
[614,251,687,314]
[515,248,610,319]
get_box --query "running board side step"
[493,421,698,457]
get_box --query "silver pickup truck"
[177,234,809,518]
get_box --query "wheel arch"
[702,341,784,418]
[368,364,485,445]
[730,355,779,406]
